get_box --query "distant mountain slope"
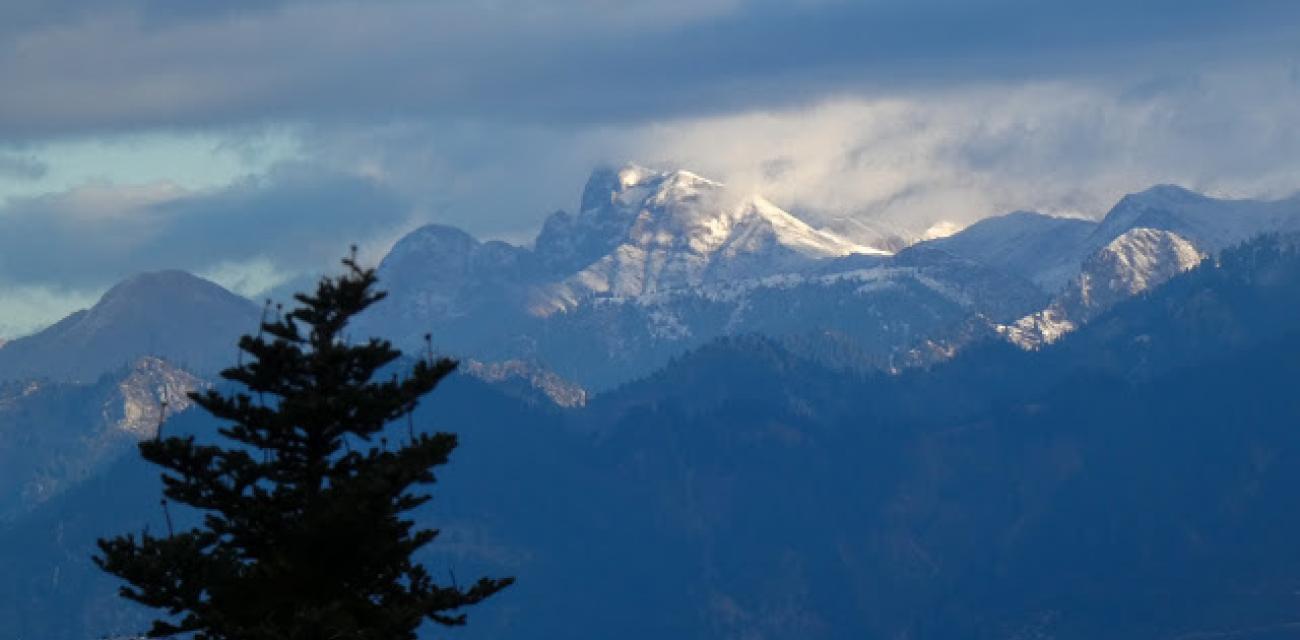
[917,186,1300,295]
[535,165,879,304]
[0,372,575,640]
[0,357,201,523]
[1041,234,1300,378]
[1000,227,1207,348]
[0,270,260,383]
[917,187,1300,348]
[361,164,1046,388]
[570,235,1300,639]
[1087,184,1300,255]
[361,169,1300,388]
[916,210,1097,289]
[5,175,1289,395]
[13,236,1300,640]
[371,164,881,329]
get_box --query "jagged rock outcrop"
[362,164,1042,388]
[1000,228,1205,348]
[111,356,205,438]
[0,357,205,521]
[463,359,588,408]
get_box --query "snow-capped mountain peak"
[1000,227,1206,349]
[576,163,715,215]
[1089,184,1300,255]
[527,164,886,301]
[542,164,881,300]
[1079,227,1204,305]
[741,195,879,257]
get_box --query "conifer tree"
[95,253,513,639]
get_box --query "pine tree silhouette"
[95,253,513,639]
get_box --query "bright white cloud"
[631,69,1300,228]
[291,64,1300,245]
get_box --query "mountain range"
[4,233,1300,639]
[3,165,1300,638]
[341,167,1300,388]
[6,165,1298,394]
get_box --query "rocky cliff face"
[362,165,1045,389]
[15,237,1300,640]
[111,356,206,438]
[0,357,206,521]
[537,165,877,305]
[1001,228,1207,348]
[463,359,588,408]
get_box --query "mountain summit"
[0,270,259,383]
[373,163,885,325]
[535,164,880,301]
[363,164,1042,387]
[362,170,1300,389]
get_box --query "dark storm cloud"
[0,165,408,289]
[1,0,1297,137]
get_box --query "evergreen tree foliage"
[95,254,513,639]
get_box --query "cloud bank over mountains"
[1,0,1299,335]
[3,0,1298,134]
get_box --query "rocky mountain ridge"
[363,169,1300,387]
[9,235,1300,640]
[978,186,1300,347]
[361,165,1043,387]
[8,168,1300,393]
[0,356,202,523]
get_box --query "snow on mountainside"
[918,211,1098,290]
[530,248,1047,383]
[11,236,1300,640]
[373,164,884,326]
[917,185,1300,296]
[1088,185,1300,254]
[1077,227,1204,305]
[821,216,914,253]
[911,184,1300,349]
[536,165,882,309]
[359,173,1300,386]
[1000,228,1206,348]
[362,164,1042,388]
[4,172,1288,394]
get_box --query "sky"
[1,0,1299,336]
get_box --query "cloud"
[0,164,411,294]
[4,0,1300,335]
[0,153,48,180]
[4,67,1300,337]
[1,0,1298,137]
[0,284,98,339]
[282,65,1300,245]
[622,71,1300,232]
